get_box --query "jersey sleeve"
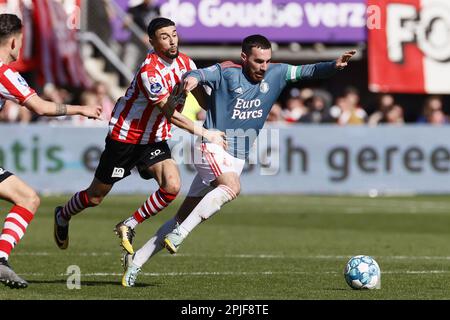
[140,70,169,104]
[188,58,197,71]
[186,63,222,90]
[0,68,36,104]
[284,61,337,83]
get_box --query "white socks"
[123,216,139,229]
[132,217,178,268]
[132,185,236,268]
[178,185,236,238]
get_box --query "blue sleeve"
[186,64,222,90]
[285,61,337,82]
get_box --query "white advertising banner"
[1,124,450,195]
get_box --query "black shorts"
[94,137,172,185]
[0,167,13,183]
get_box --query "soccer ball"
[344,255,381,290]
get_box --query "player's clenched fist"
[179,76,199,95]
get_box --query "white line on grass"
[12,252,450,261]
[19,270,450,277]
[13,252,112,256]
[179,253,450,261]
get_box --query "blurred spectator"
[282,95,307,122]
[335,98,367,125]
[267,101,283,123]
[344,86,365,110]
[35,84,72,123]
[368,93,395,126]
[299,88,314,101]
[74,90,99,125]
[299,95,337,124]
[427,109,449,125]
[43,83,65,104]
[337,87,367,125]
[383,104,405,125]
[417,95,444,123]
[93,81,115,121]
[70,81,115,125]
[311,88,333,109]
[69,92,107,126]
[0,100,32,123]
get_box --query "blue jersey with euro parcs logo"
[187,60,337,159]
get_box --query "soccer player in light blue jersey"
[121,35,355,286]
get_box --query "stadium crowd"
[0,80,448,127]
[266,89,449,126]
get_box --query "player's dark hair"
[242,35,272,55]
[0,14,22,44]
[147,17,175,38]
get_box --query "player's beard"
[245,65,264,83]
[163,47,179,60]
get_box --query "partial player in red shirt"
[0,14,102,289]
[53,18,225,262]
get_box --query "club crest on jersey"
[150,82,163,94]
[260,81,269,93]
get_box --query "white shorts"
[187,142,245,197]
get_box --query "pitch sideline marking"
[13,252,450,260]
[19,270,450,277]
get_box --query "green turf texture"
[1,195,450,300]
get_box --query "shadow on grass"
[27,279,157,288]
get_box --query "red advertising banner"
[368,0,450,94]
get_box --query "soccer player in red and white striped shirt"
[0,14,102,289]
[53,18,226,261]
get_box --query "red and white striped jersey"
[108,51,196,144]
[0,60,36,110]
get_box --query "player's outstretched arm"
[156,96,227,149]
[24,95,103,119]
[289,50,357,81]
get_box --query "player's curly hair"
[242,35,272,55]
[0,14,22,44]
[147,17,175,39]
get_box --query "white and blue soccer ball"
[344,255,381,290]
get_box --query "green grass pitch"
[1,194,450,300]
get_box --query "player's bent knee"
[163,181,181,196]
[31,192,41,211]
[18,190,40,213]
[226,182,241,198]
[87,195,103,206]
